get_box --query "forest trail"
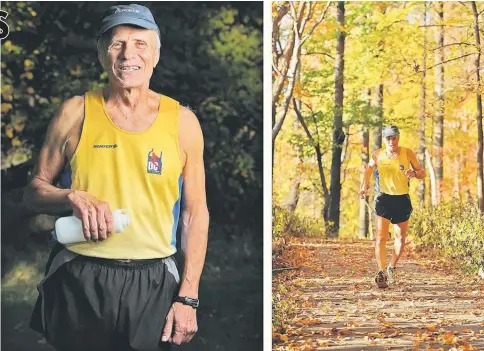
[273,239,484,350]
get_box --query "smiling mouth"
[118,66,140,72]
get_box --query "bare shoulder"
[372,148,382,159]
[179,106,202,131]
[50,95,85,135]
[42,95,85,162]
[179,106,204,148]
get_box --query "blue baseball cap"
[97,4,160,38]
[382,125,400,138]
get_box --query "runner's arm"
[178,107,209,298]
[407,149,425,179]
[360,151,378,192]
[23,97,83,215]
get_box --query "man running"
[26,4,209,350]
[358,126,425,288]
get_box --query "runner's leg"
[375,215,391,270]
[390,220,409,268]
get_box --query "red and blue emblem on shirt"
[147,149,162,175]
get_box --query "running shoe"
[387,266,396,284]
[375,270,388,288]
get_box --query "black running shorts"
[374,193,413,224]
[30,244,180,351]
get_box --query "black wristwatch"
[173,296,199,309]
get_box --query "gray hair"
[96,26,161,60]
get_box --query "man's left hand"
[161,302,198,345]
[404,169,416,179]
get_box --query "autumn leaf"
[457,345,477,351]
[24,59,34,70]
[5,124,14,138]
[273,333,289,343]
[11,137,22,147]
[1,103,13,114]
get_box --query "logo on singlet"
[93,144,118,149]
[147,149,162,175]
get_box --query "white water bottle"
[54,209,130,244]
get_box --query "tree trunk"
[292,100,330,222]
[471,2,484,213]
[418,2,428,207]
[285,175,301,213]
[433,2,445,204]
[462,116,471,202]
[359,89,370,239]
[272,2,329,167]
[371,84,383,153]
[272,3,297,168]
[328,1,345,238]
[426,150,438,206]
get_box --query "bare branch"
[301,1,332,45]
[293,98,329,198]
[293,98,316,145]
[430,42,476,51]
[298,2,312,37]
[427,53,476,70]
[302,51,335,60]
[298,156,325,197]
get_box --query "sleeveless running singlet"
[375,147,411,195]
[66,89,182,259]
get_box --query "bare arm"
[178,107,209,298]
[359,150,378,198]
[406,148,426,180]
[162,107,209,345]
[23,97,84,215]
[23,96,114,241]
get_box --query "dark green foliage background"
[1,1,263,228]
[1,2,263,350]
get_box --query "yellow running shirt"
[375,147,411,195]
[66,89,182,259]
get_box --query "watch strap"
[173,295,199,308]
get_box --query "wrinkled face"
[99,25,159,89]
[384,135,399,150]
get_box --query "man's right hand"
[67,191,114,242]
[358,187,368,199]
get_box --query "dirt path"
[273,239,484,351]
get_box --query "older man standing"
[26,4,209,350]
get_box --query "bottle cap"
[112,209,130,233]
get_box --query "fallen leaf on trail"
[458,346,477,351]
[462,328,472,333]
[317,339,334,346]
[347,320,360,328]
[426,324,437,332]
[440,332,455,344]
[426,348,444,351]
[273,333,289,343]
[294,319,323,327]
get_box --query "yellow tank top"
[375,147,411,195]
[66,89,182,259]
